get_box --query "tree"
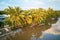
[4,6,23,29]
[0,11,6,15]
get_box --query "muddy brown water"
[0,18,60,40]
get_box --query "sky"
[0,0,60,10]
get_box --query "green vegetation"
[0,6,60,29]
[0,11,7,15]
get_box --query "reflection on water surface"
[0,18,60,40]
[39,18,60,40]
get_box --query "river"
[0,18,60,40]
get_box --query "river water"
[0,18,60,40]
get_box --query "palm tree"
[21,10,32,26]
[4,6,23,29]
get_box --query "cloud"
[32,0,44,5]
[20,0,44,9]
[0,0,60,10]
[48,0,60,2]
[23,0,29,2]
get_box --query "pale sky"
[0,0,60,10]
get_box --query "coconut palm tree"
[4,6,23,29]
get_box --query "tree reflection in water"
[14,25,51,40]
[0,18,58,40]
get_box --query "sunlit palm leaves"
[4,6,23,29]
[4,7,60,29]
